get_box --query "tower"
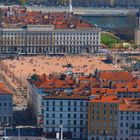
[69,0,72,13]
[110,0,115,7]
[135,9,140,46]
[136,8,140,29]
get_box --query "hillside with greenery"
[101,33,121,48]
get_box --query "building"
[116,80,140,98]
[0,25,101,56]
[88,95,120,140]
[0,82,13,125]
[28,70,140,139]
[135,9,140,46]
[28,73,91,139]
[118,98,140,140]
[42,94,88,139]
[114,0,140,8]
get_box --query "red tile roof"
[0,82,12,95]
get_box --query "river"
[82,16,136,40]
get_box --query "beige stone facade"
[135,29,140,46]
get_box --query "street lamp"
[16,126,22,140]
[59,124,63,140]
[4,123,9,138]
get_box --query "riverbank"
[0,5,138,16]
[27,7,138,16]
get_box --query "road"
[0,5,138,16]
[27,6,138,16]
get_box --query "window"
[60,101,63,106]
[60,120,63,124]
[97,110,99,114]
[68,120,71,125]
[132,116,135,120]
[68,107,70,111]
[120,130,123,134]
[103,117,106,120]
[74,114,76,118]
[52,113,55,118]
[126,116,129,120]
[60,113,63,118]
[103,110,106,114]
[46,120,49,124]
[74,120,76,125]
[60,107,63,111]
[121,116,123,120]
[103,123,106,127]
[96,116,99,120]
[126,130,128,134]
[46,113,49,118]
[80,120,83,125]
[126,123,128,127]
[68,114,71,118]
[52,107,55,111]
[4,103,7,106]
[53,101,55,106]
[52,120,55,125]
[74,107,77,111]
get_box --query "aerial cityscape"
[0,0,140,140]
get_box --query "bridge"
[27,6,138,16]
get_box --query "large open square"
[1,55,120,88]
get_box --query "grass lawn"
[101,33,121,48]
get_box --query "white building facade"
[117,98,140,140]
[0,25,101,56]
[42,97,88,139]
[0,84,13,125]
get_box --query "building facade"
[135,9,140,46]
[0,83,13,125]
[88,95,120,140]
[118,98,140,140]
[42,97,88,139]
[0,25,101,56]
[27,74,90,139]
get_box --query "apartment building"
[0,25,101,55]
[88,95,120,140]
[28,70,140,139]
[114,0,140,8]
[116,81,140,98]
[28,73,92,139]
[118,98,140,140]
[0,82,13,125]
[42,95,88,139]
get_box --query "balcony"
[130,126,140,129]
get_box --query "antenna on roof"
[69,0,73,13]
